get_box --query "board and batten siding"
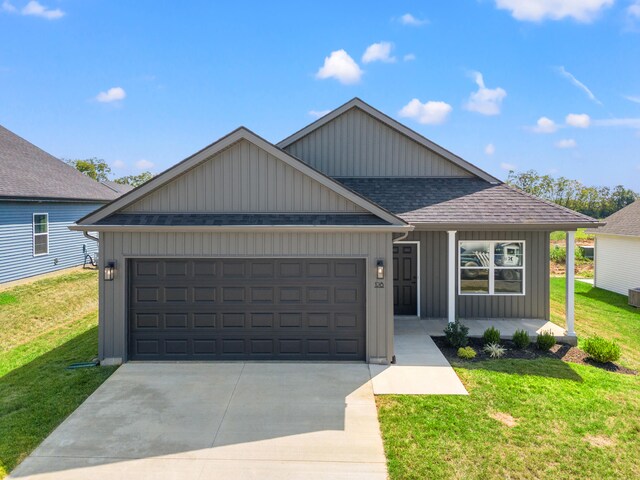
[405,230,550,320]
[124,139,366,213]
[594,234,640,296]
[0,201,103,284]
[284,107,473,178]
[99,231,393,364]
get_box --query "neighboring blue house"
[0,125,129,284]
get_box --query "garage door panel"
[128,258,366,361]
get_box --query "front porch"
[407,317,573,344]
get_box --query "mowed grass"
[550,278,640,370]
[0,271,115,478]
[378,280,640,480]
[0,270,100,353]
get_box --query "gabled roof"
[277,98,500,184]
[338,177,603,230]
[0,125,119,202]
[590,200,640,237]
[75,127,410,230]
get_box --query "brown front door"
[393,244,418,316]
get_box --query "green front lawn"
[378,281,640,480]
[0,271,115,478]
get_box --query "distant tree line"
[65,157,153,187]
[507,170,638,219]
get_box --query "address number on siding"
[374,282,384,288]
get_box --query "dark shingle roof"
[589,200,640,237]
[337,177,601,227]
[95,213,390,227]
[0,125,119,202]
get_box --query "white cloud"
[624,95,640,104]
[464,72,507,116]
[628,1,640,19]
[362,42,396,64]
[135,159,154,170]
[2,1,17,12]
[495,0,613,23]
[96,87,126,103]
[399,13,428,26]
[112,159,125,169]
[556,66,602,105]
[315,50,363,85]
[485,143,496,155]
[398,99,452,125]
[532,116,558,133]
[565,113,590,128]
[308,109,330,118]
[22,1,64,19]
[501,162,517,171]
[593,118,640,128]
[555,138,577,148]
[403,53,416,62]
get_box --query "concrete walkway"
[369,318,468,395]
[10,363,387,480]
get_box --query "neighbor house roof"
[337,177,603,230]
[100,180,135,195]
[589,200,640,237]
[0,125,119,202]
[277,98,500,184]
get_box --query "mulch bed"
[432,337,637,375]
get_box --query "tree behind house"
[507,170,638,218]
[114,172,154,187]
[65,158,111,182]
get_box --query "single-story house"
[590,199,640,296]
[71,98,602,365]
[0,125,122,284]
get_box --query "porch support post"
[447,230,457,323]
[565,230,576,337]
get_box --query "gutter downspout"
[83,231,99,242]
[393,231,410,242]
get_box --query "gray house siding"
[283,108,473,178]
[99,231,393,364]
[124,139,366,214]
[0,201,102,283]
[405,230,550,320]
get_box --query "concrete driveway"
[10,363,386,480]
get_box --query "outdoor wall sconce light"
[104,261,116,281]
[376,259,385,279]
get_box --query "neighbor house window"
[33,213,49,256]
[459,241,525,295]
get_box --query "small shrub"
[583,336,621,363]
[457,346,477,360]
[550,245,566,264]
[512,329,531,349]
[483,326,501,345]
[536,331,556,351]
[444,320,469,348]
[483,343,506,358]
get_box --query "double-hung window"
[33,213,49,256]
[458,241,525,295]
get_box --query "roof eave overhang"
[0,195,112,203]
[69,224,414,233]
[409,222,605,231]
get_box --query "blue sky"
[1,0,639,189]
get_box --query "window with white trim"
[33,213,49,256]
[458,241,525,295]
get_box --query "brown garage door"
[128,258,366,361]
